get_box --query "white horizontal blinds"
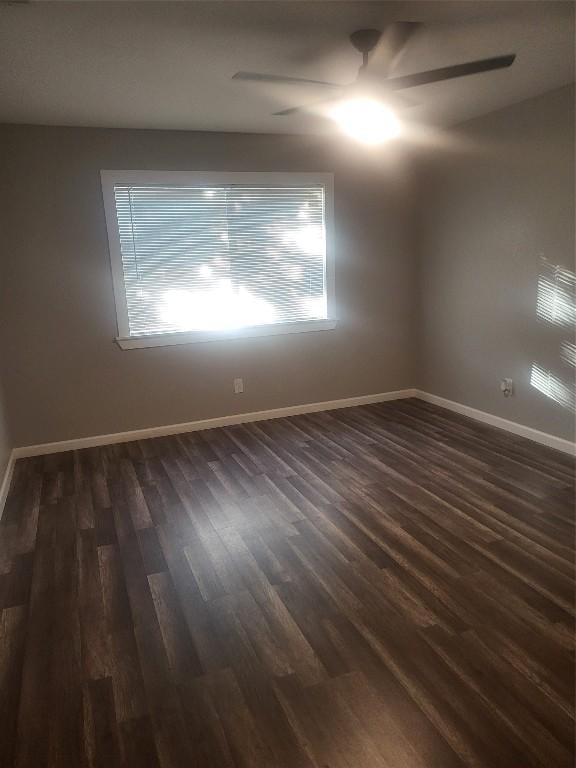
[113,184,327,337]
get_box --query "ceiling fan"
[232,23,516,140]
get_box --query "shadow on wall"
[531,257,575,412]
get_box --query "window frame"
[101,170,336,349]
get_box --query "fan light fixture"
[233,24,516,145]
[330,98,401,145]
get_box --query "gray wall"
[0,383,11,482]
[0,187,13,478]
[0,126,417,447]
[1,87,573,450]
[418,85,575,441]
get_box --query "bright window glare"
[283,224,325,256]
[161,282,276,331]
[110,182,330,338]
[330,99,401,145]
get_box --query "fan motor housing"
[349,29,382,55]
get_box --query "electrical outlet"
[233,378,244,394]
[500,378,513,397]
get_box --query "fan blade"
[387,91,418,110]
[274,90,417,117]
[273,89,418,117]
[273,104,311,116]
[232,71,343,88]
[370,22,422,77]
[385,54,515,91]
[273,96,338,116]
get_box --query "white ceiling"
[0,1,574,134]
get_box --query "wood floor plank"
[0,605,27,768]
[0,399,573,766]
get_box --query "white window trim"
[101,170,336,350]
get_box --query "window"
[101,171,335,349]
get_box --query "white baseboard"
[12,388,418,460]
[3,386,571,517]
[416,390,575,456]
[0,450,16,518]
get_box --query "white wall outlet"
[233,377,244,394]
[500,378,514,397]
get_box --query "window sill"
[115,319,337,350]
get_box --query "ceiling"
[0,1,574,134]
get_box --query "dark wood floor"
[0,398,574,768]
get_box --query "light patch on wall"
[561,340,576,368]
[536,257,575,326]
[533,258,576,412]
[530,363,575,411]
